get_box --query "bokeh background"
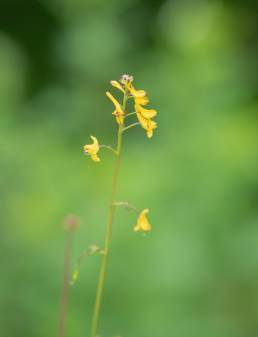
[1,1,258,337]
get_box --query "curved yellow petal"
[106,91,124,125]
[135,95,149,106]
[127,84,146,97]
[135,104,157,119]
[110,80,125,93]
[134,209,151,232]
[126,84,149,105]
[106,92,122,111]
[90,135,99,148]
[147,120,157,138]
[136,113,157,138]
[136,113,148,129]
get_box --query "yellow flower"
[136,113,157,138]
[110,80,125,93]
[135,104,157,138]
[108,75,157,136]
[106,91,124,125]
[128,84,149,106]
[119,75,149,104]
[122,78,157,137]
[134,209,152,232]
[83,136,100,162]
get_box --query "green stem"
[90,95,127,337]
[113,201,140,213]
[122,122,140,133]
[99,145,118,155]
[124,111,136,119]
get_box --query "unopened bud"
[63,214,80,231]
[120,74,133,84]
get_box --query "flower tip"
[120,74,134,83]
[90,135,98,143]
[110,80,125,93]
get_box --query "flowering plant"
[84,74,157,337]
[58,74,157,337]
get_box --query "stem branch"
[124,111,136,119]
[99,145,118,155]
[113,201,140,213]
[122,122,140,133]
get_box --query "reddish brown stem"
[58,231,74,337]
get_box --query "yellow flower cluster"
[83,75,157,163]
[108,74,158,138]
[83,75,155,233]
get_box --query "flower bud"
[63,214,80,231]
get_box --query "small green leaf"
[70,244,105,285]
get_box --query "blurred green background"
[1,0,258,337]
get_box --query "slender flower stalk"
[90,94,127,337]
[124,111,136,119]
[99,145,118,155]
[122,122,140,133]
[83,74,157,337]
[58,215,79,337]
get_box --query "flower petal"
[135,95,149,106]
[90,135,99,147]
[110,80,125,93]
[91,153,100,162]
[134,209,151,232]
[106,91,124,125]
[106,92,122,112]
[135,104,157,119]
[127,84,146,97]
[136,113,157,138]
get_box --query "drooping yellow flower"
[134,209,152,232]
[135,104,157,138]
[106,91,124,125]
[136,113,157,138]
[122,77,157,137]
[127,84,149,106]
[83,136,100,162]
[135,103,157,119]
